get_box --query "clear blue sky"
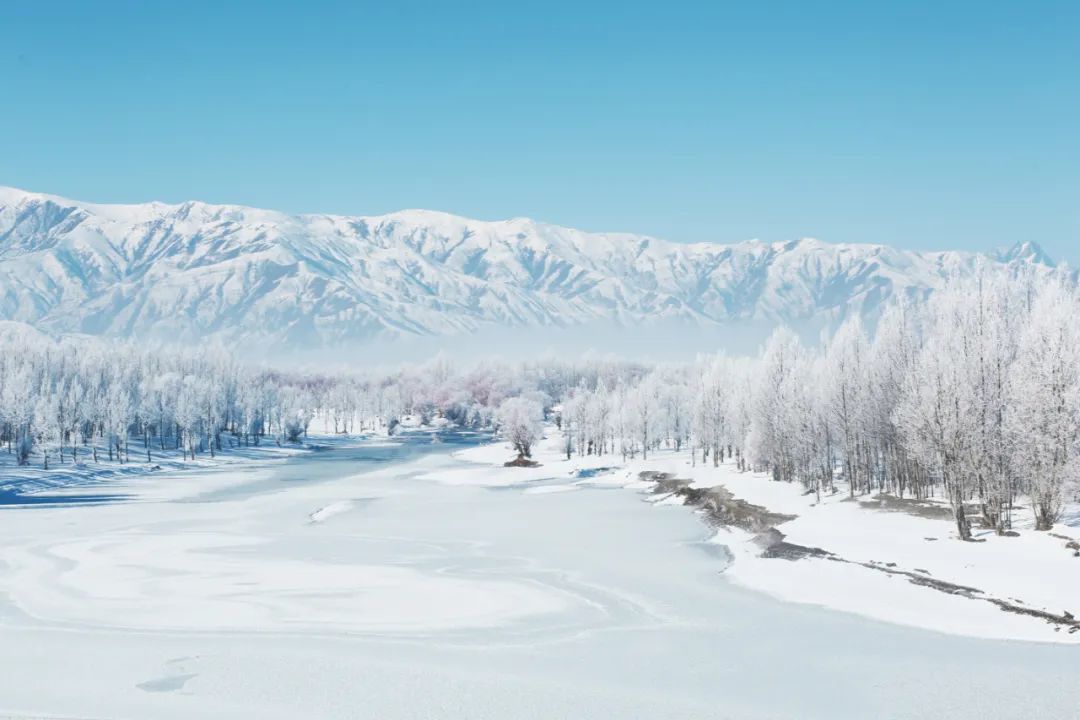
[3,1,1078,260]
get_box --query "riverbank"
[443,427,1080,644]
[0,434,325,505]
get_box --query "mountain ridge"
[0,186,1060,350]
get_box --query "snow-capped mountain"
[0,186,1059,350]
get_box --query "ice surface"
[0,432,1078,719]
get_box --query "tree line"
[3,270,1078,539]
[559,274,1080,538]
[0,331,624,468]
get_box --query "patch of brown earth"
[504,456,541,468]
[640,471,1080,634]
[643,471,794,533]
[855,493,955,521]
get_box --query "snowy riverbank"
[0,433,328,505]
[442,427,1080,644]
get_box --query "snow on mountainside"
[0,186,1060,350]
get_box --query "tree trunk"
[954,503,972,541]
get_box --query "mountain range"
[0,186,1059,352]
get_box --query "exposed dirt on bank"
[643,472,795,533]
[643,471,1080,635]
[852,493,955,521]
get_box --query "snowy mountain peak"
[0,186,1064,350]
[994,240,1055,267]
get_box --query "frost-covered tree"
[825,318,869,496]
[697,356,730,467]
[894,293,978,540]
[496,396,543,458]
[749,328,802,482]
[630,373,664,460]
[1006,281,1080,530]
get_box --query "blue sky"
[3,1,1078,260]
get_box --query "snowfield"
[0,429,1079,719]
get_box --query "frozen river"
[0,432,1077,719]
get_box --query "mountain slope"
[0,186,1059,350]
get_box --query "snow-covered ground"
[444,428,1080,644]
[695,463,1080,643]
[1,428,1079,719]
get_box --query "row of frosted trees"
[0,332,633,470]
[0,339,329,467]
[3,272,1078,536]
[559,275,1080,537]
